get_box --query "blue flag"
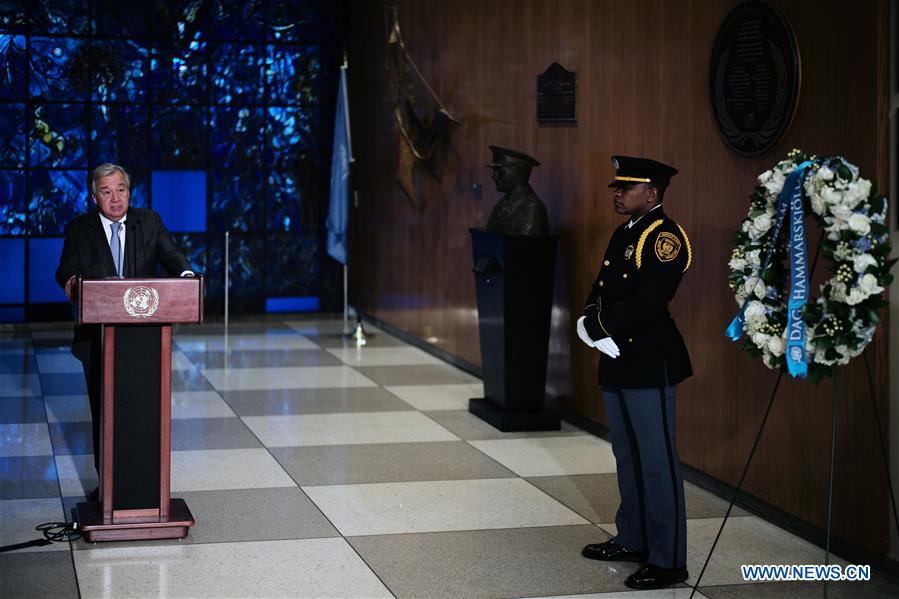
[327,65,352,264]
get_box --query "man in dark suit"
[576,156,693,590]
[56,163,193,480]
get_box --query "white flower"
[830,204,852,221]
[845,288,867,305]
[729,256,747,270]
[767,336,785,357]
[821,187,842,206]
[744,301,766,325]
[858,273,883,296]
[817,165,835,180]
[753,280,768,299]
[852,254,878,273]
[757,169,773,184]
[828,282,847,302]
[751,332,770,349]
[847,213,871,236]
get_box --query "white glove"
[575,316,594,348]
[594,336,620,359]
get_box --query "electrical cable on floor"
[0,521,82,553]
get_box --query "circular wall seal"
[123,286,160,318]
[710,1,801,155]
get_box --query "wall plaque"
[710,1,800,155]
[537,63,576,122]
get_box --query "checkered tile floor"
[1,318,896,598]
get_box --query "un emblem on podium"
[123,286,160,318]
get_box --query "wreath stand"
[691,237,899,598]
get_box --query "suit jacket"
[582,208,693,389]
[56,207,191,362]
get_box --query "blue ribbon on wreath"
[726,160,815,378]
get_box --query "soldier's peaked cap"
[487,145,541,168]
[608,155,677,188]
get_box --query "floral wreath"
[728,149,895,382]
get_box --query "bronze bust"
[485,145,549,236]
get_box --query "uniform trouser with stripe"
[602,385,687,569]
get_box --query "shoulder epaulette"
[635,219,665,269]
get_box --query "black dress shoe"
[625,564,689,589]
[581,540,647,562]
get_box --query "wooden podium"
[74,276,204,542]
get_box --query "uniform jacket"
[583,207,692,389]
[55,207,191,362]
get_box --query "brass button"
[603,260,610,266]
[598,280,604,287]
[622,273,628,278]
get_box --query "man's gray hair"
[90,163,131,196]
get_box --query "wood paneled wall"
[346,0,891,552]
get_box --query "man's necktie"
[110,222,122,276]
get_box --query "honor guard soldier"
[576,155,693,590]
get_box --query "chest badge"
[654,232,681,262]
[624,244,635,261]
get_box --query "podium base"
[76,498,195,542]
[469,398,560,432]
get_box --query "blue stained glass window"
[27,170,89,235]
[28,37,90,101]
[152,170,206,232]
[265,44,320,107]
[209,0,263,41]
[27,237,66,303]
[151,104,206,168]
[0,170,25,234]
[266,0,318,42]
[91,39,149,103]
[90,104,150,171]
[206,233,262,301]
[126,169,149,209]
[150,41,207,104]
[92,0,150,37]
[0,2,26,32]
[266,170,302,232]
[266,233,317,295]
[210,43,264,105]
[209,169,263,232]
[150,0,207,40]
[0,238,25,303]
[29,104,88,168]
[267,106,315,168]
[0,103,26,167]
[168,232,206,275]
[0,35,26,100]
[30,0,89,35]
[210,107,264,168]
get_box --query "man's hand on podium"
[64,275,76,301]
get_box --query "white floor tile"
[175,333,319,352]
[171,391,237,419]
[35,352,83,373]
[532,590,710,599]
[304,478,588,536]
[243,411,459,447]
[326,346,443,366]
[0,423,53,457]
[385,383,483,410]
[0,373,41,396]
[0,498,67,553]
[171,350,197,371]
[685,516,848,587]
[44,394,91,423]
[201,366,377,391]
[55,454,97,497]
[73,538,392,598]
[171,448,296,492]
[470,435,617,476]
